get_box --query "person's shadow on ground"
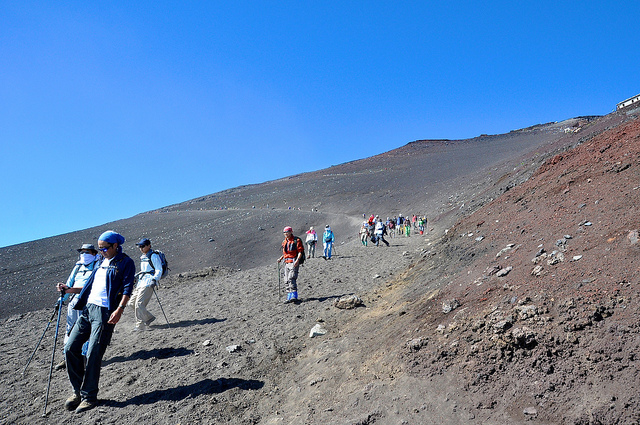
[163,317,227,329]
[104,346,194,365]
[103,378,265,407]
[303,294,347,303]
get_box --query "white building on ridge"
[617,93,640,110]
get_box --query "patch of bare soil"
[393,112,640,423]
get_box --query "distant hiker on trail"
[305,226,317,258]
[57,230,135,414]
[405,218,411,237]
[397,215,404,236]
[418,216,426,234]
[277,226,304,303]
[375,218,390,247]
[323,225,335,259]
[359,222,369,246]
[53,243,101,371]
[387,217,395,238]
[129,238,162,331]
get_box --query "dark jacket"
[74,251,136,313]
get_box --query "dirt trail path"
[2,221,435,424]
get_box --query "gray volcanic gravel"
[5,111,640,423]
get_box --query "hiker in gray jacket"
[129,238,162,331]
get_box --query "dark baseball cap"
[136,238,151,247]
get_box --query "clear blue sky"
[1,1,638,248]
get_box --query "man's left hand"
[108,308,123,325]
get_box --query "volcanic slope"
[3,110,640,424]
[1,116,600,319]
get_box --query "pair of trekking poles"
[22,290,65,417]
[22,280,171,416]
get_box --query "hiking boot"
[132,323,147,332]
[64,393,81,411]
[286,291,300,304]
[54,360,66,370]
[75,400,96,414]
[145,316,156,326]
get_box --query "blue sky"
[1,1,639,248]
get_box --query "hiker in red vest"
[277,226,304,303]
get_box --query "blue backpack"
[147,250,169,278]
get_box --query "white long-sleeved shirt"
[375,221,385,235]
[139,252,163,287]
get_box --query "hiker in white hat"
[322,225,335,259]
[305,226,318,258]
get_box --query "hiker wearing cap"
[277,226,304,303]
[305,226,318,258]
[53,243,101,371]
[129,238,161,331]
[323,225,335,259]
[58,230,135,414]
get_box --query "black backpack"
[295,237,306,266]
[284,237,305,266]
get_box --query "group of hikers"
[50,224,336,414]
[277,224,335,304]
[358,213,427,247]
[302,225,335,260]
[47,215,427,414]
[52,231,166,414]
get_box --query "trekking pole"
[152,286,171,329]
[43,292,65,416]
[277,261,281,297]
[23,297,62,376]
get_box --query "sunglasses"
[98,244,113,253]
